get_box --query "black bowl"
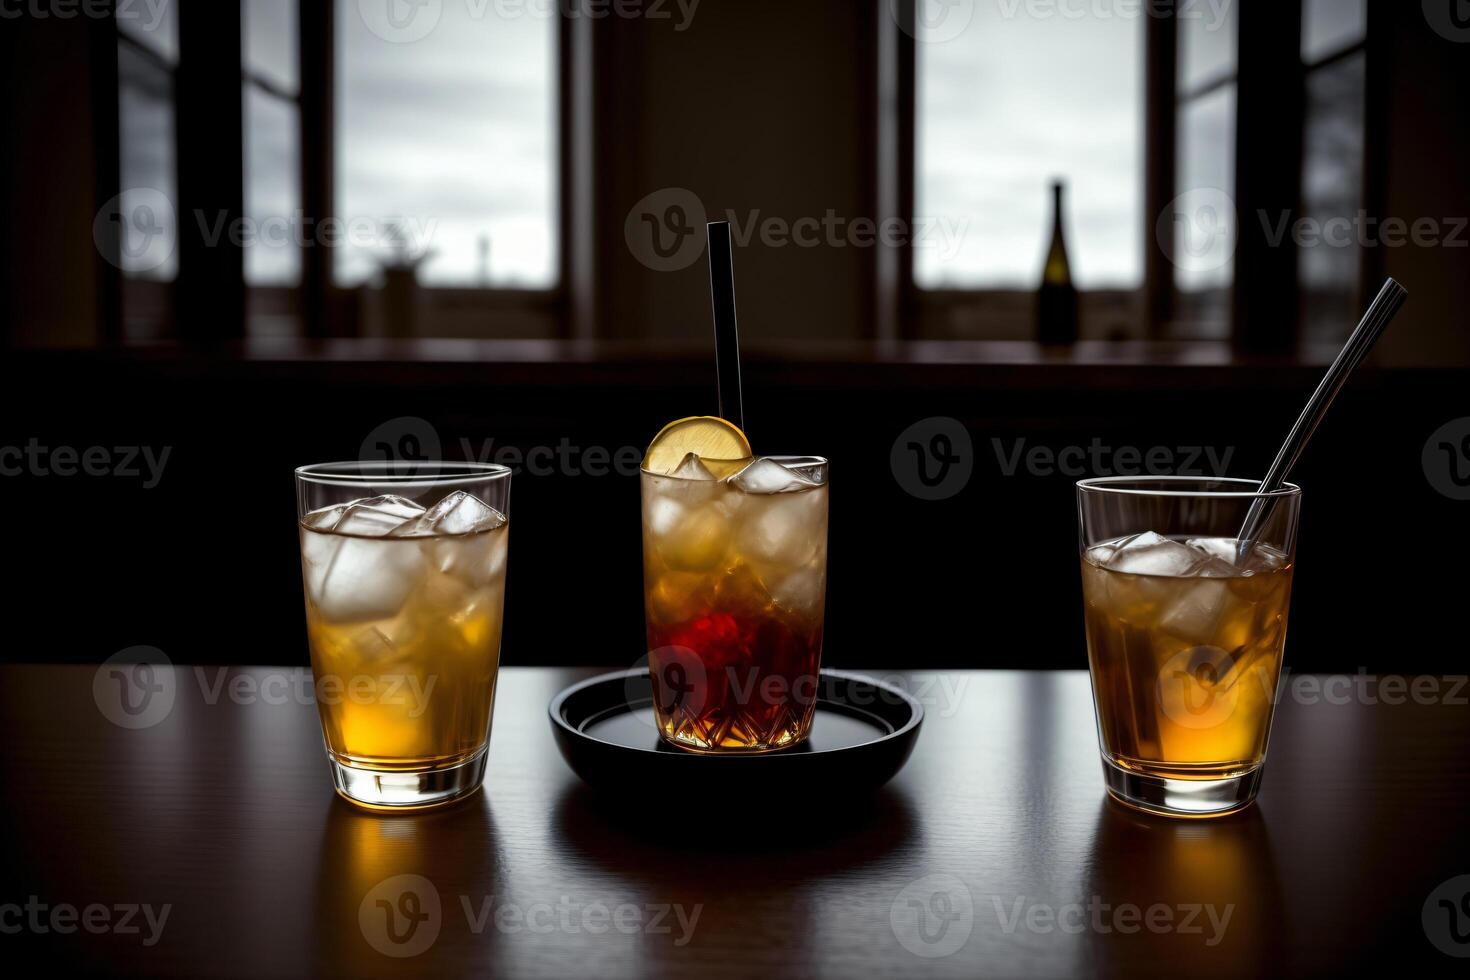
[548,668,923,799]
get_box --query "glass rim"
[1076,476,1302,500]
[295,460,512,490]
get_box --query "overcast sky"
[916,3,1144,290]
[334,0,556,287]
[329,0,1147,291]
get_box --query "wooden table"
[2,665,1467,977]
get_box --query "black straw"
[707,221,745,431]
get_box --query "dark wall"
[0,11,111,348]
[590,0,881,343]
[1375,0,1470,366]
[0,347,1462,676]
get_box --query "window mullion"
[1232,0,1305,354]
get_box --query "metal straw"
[1236,278,1409,562]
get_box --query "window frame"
[242,0,306,335]
[894,1,1149,343]
[1163,4,1241,341]
[1296,7,1371,342]
[109,0,568,343]
[896,0,1382,353]
[112,16,180,343]
[324,1,569,339]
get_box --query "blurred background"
[0,0,1465,672]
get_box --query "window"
[110,1,559,343]
[116,6,179,341]
[335,0,557,337]
[244,0,303,337]
[1168,2,1370,347]
[915,3,1143,339]
[1298,0,1367,344]
[1171,4,1237,338]
[910,4,1374,350]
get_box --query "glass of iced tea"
[1077,476,1301,817]
[640,417,829,753]
[295,462,511,809]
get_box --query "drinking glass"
[642,456,829,753]
[296,462,511,808]
[1077,476,1301,816]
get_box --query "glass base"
[659,731,807,755]
[1101,756,1262,818]
[329,749,487,810]
[655,705,815,754]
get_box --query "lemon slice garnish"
[643,417,753,476]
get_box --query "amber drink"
[296,463,511,809]
[640,417,828,752]
[1077,478,1301,816]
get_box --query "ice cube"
[768,566,826,614]
[1185,537,1253,576]
[729,458,819,495]
[671,453,718,481]
[298,496,434,622]
[1105,531,1200,577]
[394,491,505,538]
[1185,537,1239,565]
[646,496,685,538]
[1186,537,1291,576]
[656,501,732,571]
[1157,577,1255,649]
[299,524,342,595]
[305,535,427,623]
[1190,556,1239,578]
[351,625,409,664]
[1250,544,1288,572]
[647,571,715,626]
[1228,560,1291,604]
[302,504,347,530]
[715,563,775,615]
[736,490,826,568]
[426,524,509,588]
[1234,542,1289,577]
[336,495,426,537]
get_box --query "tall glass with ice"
[1077,477,1301,817]
[295,462,511,809]
[640,418,829,753]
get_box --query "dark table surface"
[2,664,1468,978]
